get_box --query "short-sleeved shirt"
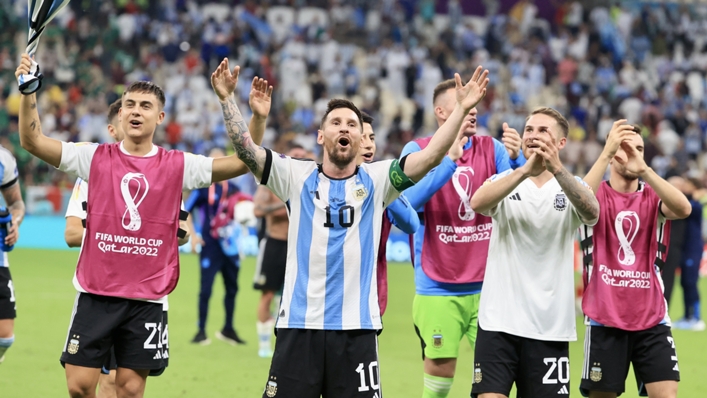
[64,176,181,310]
[0,146,19,268]
[400,136,521,296]
[261,149,400,330]
[478,171,598,341]
[58,141,213,190]
[59,141,213,305]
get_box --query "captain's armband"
[389,156,415,192]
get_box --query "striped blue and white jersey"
[261,149,401,330]
[0,146,19,268]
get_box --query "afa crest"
[432,332,443,348]
[590,363,602,382]
[67,335,80,355]
[554,192,567,211]
[353,185,368,201]
[265,377,278,397]
[473,365,482,383]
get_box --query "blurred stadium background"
[1,0,706,396]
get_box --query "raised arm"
[645,169,692,220]
[0,182,25,247]
[386,194,420,234]
[15,54,63,168]
[584,120,636,193]
[615,140,691,220]
[471,158,538,215]
[212,58,267,181]
[401,135,466,210]
[402,67,489,182]
[248,76,273,145]
[535,134,599,223]
[500,123,527,169]
[212,75,273,182]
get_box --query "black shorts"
[579,324,680,397]
[262,329,381,398]
[0,267,16,319]
[60,293,168,373]
[100,310,169,376]
[472,326,571,397]
[253,237,287,292]
[101,347,117,375]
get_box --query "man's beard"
[326,143,356,168]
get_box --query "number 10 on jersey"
[324,205,355,228]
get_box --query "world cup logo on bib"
[615,210,640,266]
[121,172,150,231]
[452,167,475,221]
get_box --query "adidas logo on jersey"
[557,385,569,394]
[509,193,521,201]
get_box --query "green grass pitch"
[1,248,705,397]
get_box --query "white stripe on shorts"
[582,325,591,379]
[62,292,81,352]
[252,238,268,284]
[376,334,382,398]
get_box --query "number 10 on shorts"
[543,357,570,384]
[356,361,380,392]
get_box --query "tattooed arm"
[554,168,600,224]
[211,76,272,182]
[15,54,63,167]
[533,130,599,224]
[216,95,268,180]
[211,59,268,181]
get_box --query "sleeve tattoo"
[555,168,599,222]
[220,96,264,176]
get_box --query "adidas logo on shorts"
[557,385,569,394]
[153,351,162,360]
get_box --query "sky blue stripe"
[324,179,346,328]
[0,161,5,267]
[289,170,319,326]
[357,170,376,328]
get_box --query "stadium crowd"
[1,1,706,397]
[2,1,707,190]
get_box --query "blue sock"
[0,335,15,362]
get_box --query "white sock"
[256,320,275,351]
